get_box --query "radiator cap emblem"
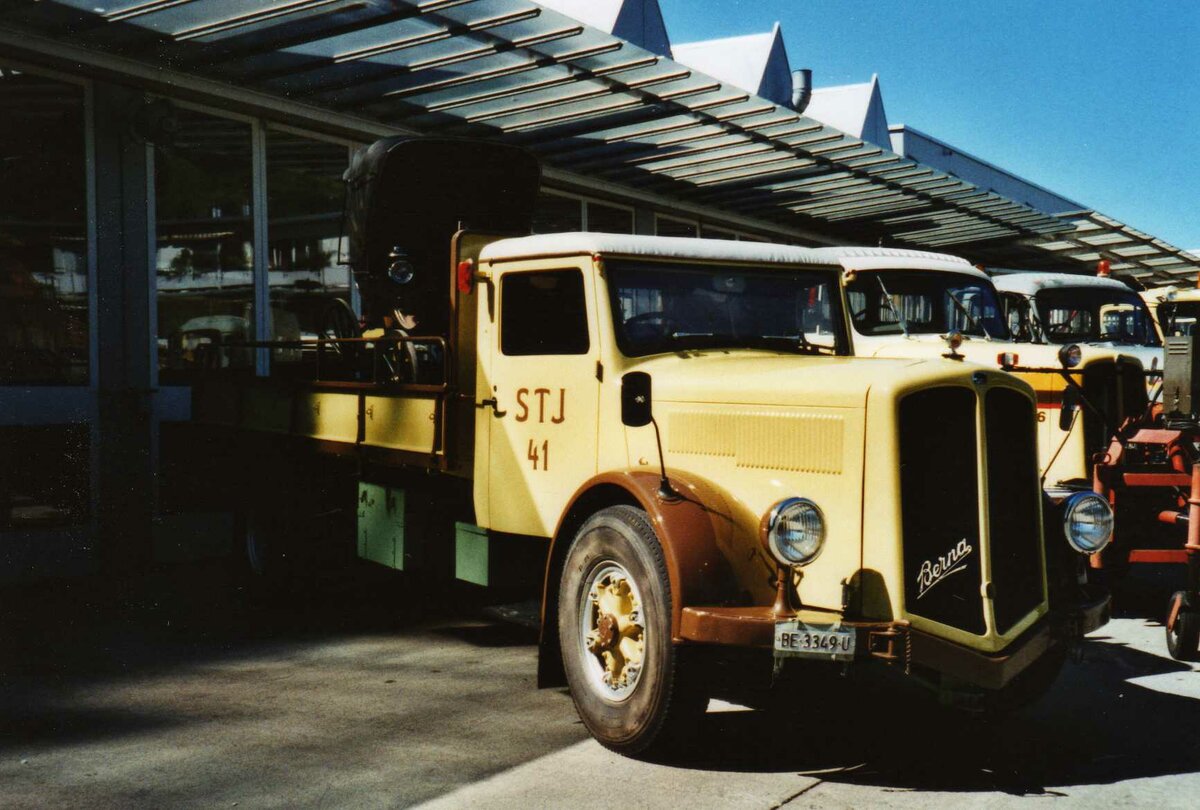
[971,371,988,386]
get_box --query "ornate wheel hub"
[580,563,646,700]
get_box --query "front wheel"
[1166,591,1200,661]
[558,506,706,757]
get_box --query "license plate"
[774,620,856,661]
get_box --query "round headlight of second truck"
[1062,491,1114,554]
[765,498,826,566]
[1058,343,1083,369]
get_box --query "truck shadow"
[1108,562,1186,621]
[0,560,538,751]
[672,635,1200,793]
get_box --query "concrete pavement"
[2,564,1198,808]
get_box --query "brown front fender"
[544,470,768,645]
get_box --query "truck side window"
[501,269,590,356]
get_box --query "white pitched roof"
[672,23,791,106]
[804,75,890,147]
[533,0,671,57]
[533,0,622,33]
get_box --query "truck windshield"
[1034,287,1161,346]
[844,270,1009,339]
[1154,300,1198,338]
[606,261,845,358]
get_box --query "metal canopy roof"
[2,0,1077,252]
[1028,211,1200,287]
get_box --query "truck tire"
[1166,592,1200,662]
[558,505,707,757]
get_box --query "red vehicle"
[1093,333,1200,659]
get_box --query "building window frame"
[582,197,634,235]
[149,98,259,386]
[655,213,700,238]
[700,223,770,242]
[261,123,364,367]
[149,101,365,381]
[0,60,98,397]
[537,188,636,235]
[0,60,99,548]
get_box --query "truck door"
[481,262,601,537]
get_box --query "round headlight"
[1062,492,1113,554]
[763,498,825,566]
[1058,343,1082,369]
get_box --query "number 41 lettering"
[527,439,549,471]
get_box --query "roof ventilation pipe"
[790,69,812,114]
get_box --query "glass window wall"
[532,192,583,234]
[265,131,351,361]
[701,225,737,241]
[0,67,89,385]
[656,216,698,238]
[586,201,633,234]
[155,109,254,377]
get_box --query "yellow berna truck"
[179,137,1110,756]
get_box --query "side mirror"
[1060,385,1080,431]
[621,372,653,427]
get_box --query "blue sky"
[659,0,1200,250]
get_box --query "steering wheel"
[321,299,360,360]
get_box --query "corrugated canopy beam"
[3,0,1195,278]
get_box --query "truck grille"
[984,388,1045,633]
[899,385,1044,636]
[899,388,985,635]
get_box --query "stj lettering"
[515,387,566,423]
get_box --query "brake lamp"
[1097,259,1111,277]
[456,259,474,294]
[997,351,1019,369]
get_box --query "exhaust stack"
[791,69,812,113]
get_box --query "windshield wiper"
[873,274,909,338]
[679,334,835,356]
[945,288,993,340]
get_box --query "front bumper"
[679,592,1110,691]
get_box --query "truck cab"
[993,271,1163,379]
[823,252,1147,488]
[1143,285,1200,340]
[185,138,1110,757]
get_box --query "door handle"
[477,397,507,418]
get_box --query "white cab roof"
[1146,285,1200,304]
[480,232,975,274]
[994,271,1136,295]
